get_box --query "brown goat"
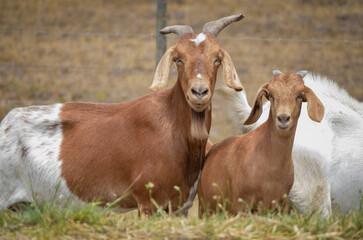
[0,15,244,215]
[198,71,325,215]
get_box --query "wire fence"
[1,25,362,108]
[1,29,362,44]
[1,29,362,76]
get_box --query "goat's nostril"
[277,115,290,124]
[191,87,209,98]
[191,89,198,95]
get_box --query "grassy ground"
[0,0,362,239]
[0,198,362,239]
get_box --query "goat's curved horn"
[202,14,244,37]
[160,25,194,38]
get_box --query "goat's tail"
[216,86,258,134]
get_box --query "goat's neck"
[170,79,211,140]
[168,80,211,184]
[259,113,297,167]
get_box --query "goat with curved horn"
[0,15,244,217]
[160,25,194,37]
[202,14,244,37]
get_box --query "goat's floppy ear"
[220,49,243,92]
[149,45,177,91]
[244,83,269,125]
[303,86,325,122]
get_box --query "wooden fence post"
[156,0,167,66]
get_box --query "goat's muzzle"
[277,114,291,130]
[191,86,209,99]
[186,81,211,112]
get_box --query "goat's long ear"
[149,45,177,91]
[244,83,269,125]
[220,49,243,92]
[304,86,325,122]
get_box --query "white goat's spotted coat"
[0,104,77,209]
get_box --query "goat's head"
[150,14,244,112]
[244,70,325,134]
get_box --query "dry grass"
[0,198,362,239]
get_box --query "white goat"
[220,72,363,216]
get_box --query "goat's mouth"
[186,96,210,112]
[277,124,289,130]
[189,102,210,112]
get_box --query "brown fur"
[205,139,213,155]
[59,30,241,215]
[191,110,208,140]
[198,72,324,215]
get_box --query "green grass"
[0,198,362,239]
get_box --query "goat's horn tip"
[159,26,174,34]
[236,14,245,21]
[159,28,169,34]
[272,70,282,76]
[296,70,308,78]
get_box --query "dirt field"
[0,0,362,142]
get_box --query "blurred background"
[0,0,362,142]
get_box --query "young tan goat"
[198,71,325,214]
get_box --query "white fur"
[219,73,363,216]
[190,33,206,46]
[0,104,79,209]
[197,73,203,79]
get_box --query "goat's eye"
[269,95,274,101]
[296,95,303,101]
[174,58,184,65]
[214,58,221,65]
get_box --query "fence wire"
[1,29,362,45]
[1,29,362,106]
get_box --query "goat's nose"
[277,115,290,124]
[191,86,209,99]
